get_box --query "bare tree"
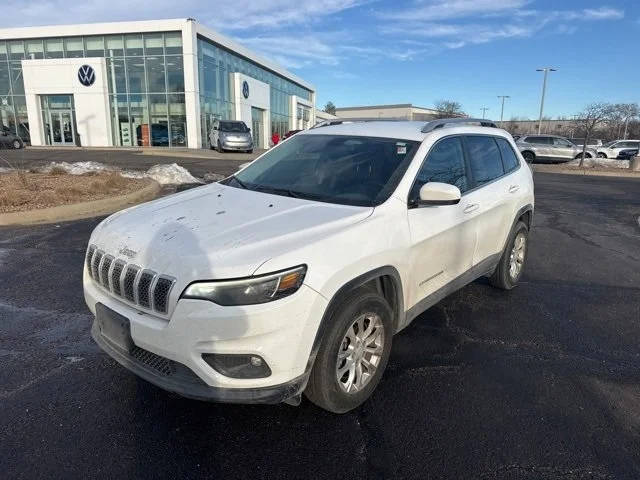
[575,102,615,167]
[619,103,639,139]
[433,100,465,118]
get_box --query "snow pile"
[203,172,226,183]
[567,158,629,169]
[140,163,202,186]
[38,161,117,175]
[32,160,204,185]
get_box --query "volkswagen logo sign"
[78,65,96,87]
[242,80,249,99]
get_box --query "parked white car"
[597,140,640,159]
[84,118,534,413]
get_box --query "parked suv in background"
[597,140,640,159]
[209,120,253,153]
[516,135,595,163]
[0,126,24,149]
[84,118,534,413]
[570,138,603,148]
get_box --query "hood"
[90,184,372,282]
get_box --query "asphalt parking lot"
[1,172,639,479]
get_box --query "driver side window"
[409,136,468,202]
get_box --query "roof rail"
[421,117,498,133]
[312,117,405,128]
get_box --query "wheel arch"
[305,266,405,372]
[501,204,534,253]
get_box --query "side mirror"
[417,182,461,206]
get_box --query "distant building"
[334,103,453,121]
[503,119,578,137]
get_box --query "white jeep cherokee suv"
[84,118,534,413]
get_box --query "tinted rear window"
[496,138,520,172]
[525,136,551,144]
[466,136,505,185]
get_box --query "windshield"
[225,134,420,207]
[220,121,248,133]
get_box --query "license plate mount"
[95,303,134,352]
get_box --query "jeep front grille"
[85,244,176,314]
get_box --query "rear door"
[463,135,514,266]
[406,136,476,308]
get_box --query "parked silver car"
[209,120,253,153]
[516,135,595,163]
[0,126,24,149]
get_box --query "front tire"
[305,290,393,413]
[217,140,223,153]
[490,221,529,290]
[597,152,607,159]
[12,139,22,149]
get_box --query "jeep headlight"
[181,266,306,306]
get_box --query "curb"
[0,180,161,226]
[532,166,640,179]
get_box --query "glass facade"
[0,32,186,147]
[197,36,313,147]
[0,27,314,149]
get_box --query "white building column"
[182,19,201,149]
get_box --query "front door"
[406,135,476,309]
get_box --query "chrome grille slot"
[87,244,176,315]
[123,265,140,302]
[111,260,126,296]
[137,270,155,309]
[100,255,114,289]
[91,250,104,280]
[85,245,96,278]
[153,277,175,314]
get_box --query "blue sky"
[3,0,638,119]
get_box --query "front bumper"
[91,319,308,403]
[221,139,253,150]
[84,273,328,402]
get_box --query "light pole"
[480,107,489,119]
[497,95,510,127]
[536,67,556,134]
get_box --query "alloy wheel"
[509,233,526,279]
[335,313,385,394]
[13,140,21,149]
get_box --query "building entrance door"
[48,110,76,145]
[251,107,263,148]
[41,95,77,146]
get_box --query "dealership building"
[0,19,316,149]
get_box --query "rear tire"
[217,140,223,153]
[490,221,529,290]
[305,289,393,413]
[12,139,22,149]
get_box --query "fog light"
[202,353,271,379]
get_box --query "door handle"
[508,185,520,193]
[463,203,479,214]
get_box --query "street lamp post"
[536,67,557,134]
[480,107,489,119]
[497,95,510,127]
